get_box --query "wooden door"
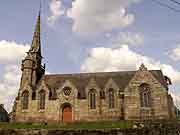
[62,106,72,123]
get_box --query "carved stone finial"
[139,63,148,71]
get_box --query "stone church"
[11,12,176,123]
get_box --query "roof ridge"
[44,70,161,76]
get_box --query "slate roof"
[0,105,7,113]
[0,105,9,122]
[44,70,167,99]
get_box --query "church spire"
[20,6,45,89]
[29,10,41,56]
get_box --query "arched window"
[49,89,57,100]
[49,90,53,100]
[89,89,96,109]
[32,91,36,100]
[100,90,105,99]
[39,90,46,110]
[108,88,115,109]
[22,91,29,110]
[78,92,81,98]
[139,83,151,107]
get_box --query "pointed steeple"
[29,10,41,56]
[20,6,45,89]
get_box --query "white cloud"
[170,92,180,109]
[0,40,29,112]
[0,65,21,112]
[0,40,29,64]
[3,65,21,85]
[81,44,180,108]
[48,0,65,25]
[169,46,180,61]
[81,45,180,84]
[0,40,51,112]
[67,0,141,34]
[113,32,144,46]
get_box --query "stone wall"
[13,78,125,123]
[13,65,175,123]
[0,125,180,135]
[124,66,174,120]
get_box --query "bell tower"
[20,11,45,89]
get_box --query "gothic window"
[49,89,57,100]
[89,89,96,109]
[139,83,151,107]
[39,90,46,110]
[100,90,105,99]
[22,91,29,110]
[32,91,36,100]
[53,90,57,99]
[78,92,81,98]
[49,90,53,100]
[108,88,115,109]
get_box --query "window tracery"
[39,90,46,110]
[22,91,29,110]
[89,89,96,109]
[49,90,53,100]
[108,88,115,109]
[139,83,151,107]
[63,87,71,96]
[100,90,105,99]
[32,91,36,100]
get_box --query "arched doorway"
[62,103,72,123]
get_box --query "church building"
[11,12,176,123]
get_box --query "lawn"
[0,121,133,129]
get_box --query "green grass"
[0,121,133,129]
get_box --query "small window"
[22,91,29,110]
[49,89,57,100]
[49,90,53,100]
[32,91,36,100]
[108,88,115,109]
[78,92,81,98]
[89,89,96,109]
[100,91,105,99]
[39,90,46,110]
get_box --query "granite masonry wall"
[0,122,180,135]
[13,68,175,123]
[0,127,180,135]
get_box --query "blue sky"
[0,0,180,111]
